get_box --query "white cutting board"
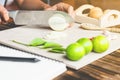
[0,23,120,70]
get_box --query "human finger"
[67,6,75,19]
[0,5,9,22]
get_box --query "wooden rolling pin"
[80,23,120,33]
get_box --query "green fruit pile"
[66,35,110,61]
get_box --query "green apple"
[92,35,109,53]
[77,38,93,54]
[66,43,85,61]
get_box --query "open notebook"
[0,23,120,70]
[0,45,66,80]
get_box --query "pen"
[0,56,40,63]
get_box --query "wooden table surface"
[0,24,120,80]
[54,50,120,80]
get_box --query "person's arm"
[0,4,9,23]
[15,0,51,10]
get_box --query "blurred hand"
[45,2,75,18]
[0,4,9,24]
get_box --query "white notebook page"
[0,45,66,80]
